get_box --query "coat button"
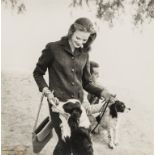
[71,95,74,98]
[71,82,75,86]
[71,68,75,72]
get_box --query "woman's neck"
[68,39,75,53]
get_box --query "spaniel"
[95,100,130,149]
[52,99,93,155]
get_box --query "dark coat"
[33,36,103,102]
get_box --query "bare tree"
[2,0,26,13]
[70,0,154,25]
[132,0,154,24]
[1,0,154,25]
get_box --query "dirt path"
[2,71,153,155]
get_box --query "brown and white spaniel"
[95,100,131,149]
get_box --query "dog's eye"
[121,105,125,108]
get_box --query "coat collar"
[59,36,83,56]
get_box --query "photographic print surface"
[2,0,154,155]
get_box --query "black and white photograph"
[1,0,154,155]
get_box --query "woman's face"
[71,30,91,48]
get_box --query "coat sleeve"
[33,44,53,92]
[82,54,103,98]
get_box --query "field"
[1,71,153,155]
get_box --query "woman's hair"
[68,17,97,52]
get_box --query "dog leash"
[91,99,111,134]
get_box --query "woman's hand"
[100,89,116,103]
[42,87,59,105]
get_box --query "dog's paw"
[108,143,115,149]
[114,142,119,146]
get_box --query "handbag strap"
[33,93,45,132]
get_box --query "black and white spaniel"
[52,99,93,155]
[95,100,130,149]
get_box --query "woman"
[33,17,113,155]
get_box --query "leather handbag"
[32,94,53,153]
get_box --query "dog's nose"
[127,107,131,111]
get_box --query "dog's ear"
[115,100,126,112]
[63,102,81,114]
[110,103,117,118]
